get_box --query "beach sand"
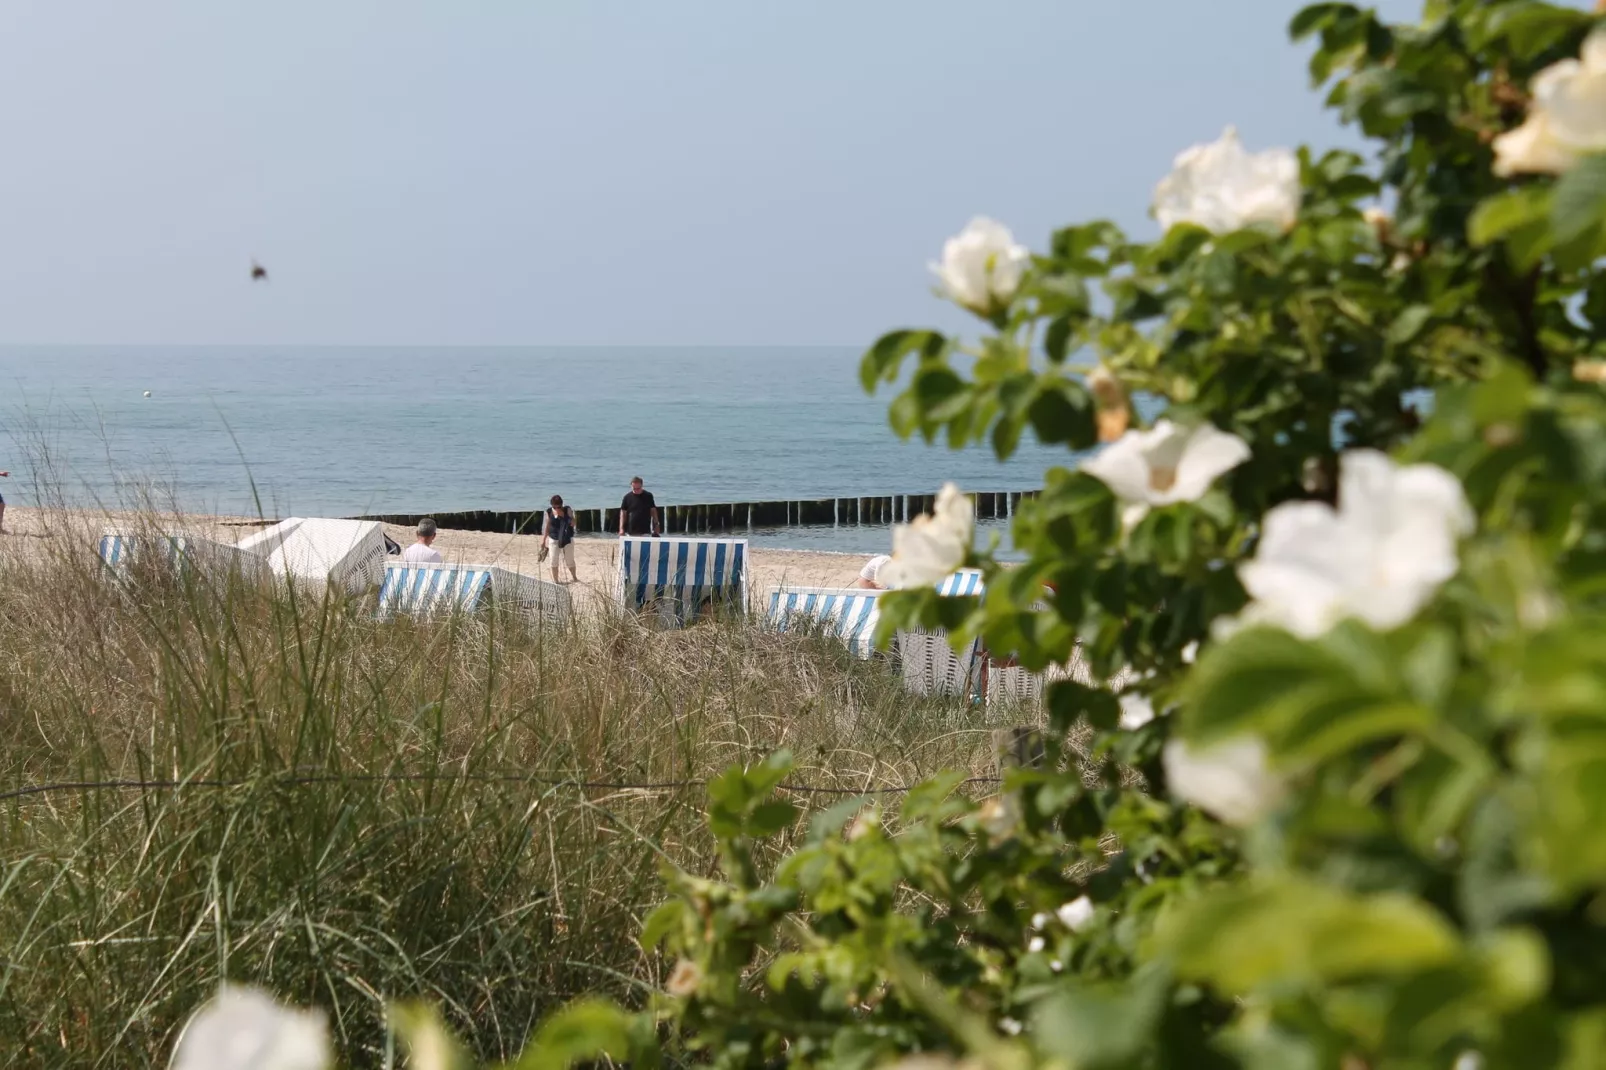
[0,507,872,607]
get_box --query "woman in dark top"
[540,494,579,584]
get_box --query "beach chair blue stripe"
[378,564,494,618]
[618,536,747,623]
[98,532,186,572]
[936,569,985,597]
[766,586,883,658]
[98,534,133,568]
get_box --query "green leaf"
[512,1000,635,1070]
[1044,314,1076,363]
[1032,962,1172,1070]
[1289,2,1355,41]
[912,365,967,417]
[1046,678,1120,734]
[1469,187,1552,247]
[1400,625,1456,708]
[391,1002,473,1070]
[747,800,799,838]
[1184,624,1436,764]
[1552,153,1606,246]
[1387,305,1433,347]
[888,392,921,439]
[1483,1,1591,59]
[1163,879,1462,992]
[639,900,687,951]
[859,330,946,393]
[1027,379,1097,448]
[992,413,1023,459]
[806,796,871,841]
[747,749,794,797]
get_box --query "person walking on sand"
[540,494,580,584]
[618,476,660,538]
[0,470,8,534]
[401,518,444,563]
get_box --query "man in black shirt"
[618,476,660,537]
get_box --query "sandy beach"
[0,507,872,608]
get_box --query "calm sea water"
[0,346,1089,553]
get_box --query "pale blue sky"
[0,1,1419,346]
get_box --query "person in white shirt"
[854,553,892,589]
[401,518,444,563]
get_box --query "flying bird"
[251,261,268,282]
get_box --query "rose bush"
[173,2,1606,1067]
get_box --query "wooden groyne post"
[356,489,1037,536]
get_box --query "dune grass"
[0,516,1011,1067]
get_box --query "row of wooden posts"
[357,490,1038,537]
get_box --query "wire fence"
[0,771,1005,805]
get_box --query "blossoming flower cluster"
[1493,28,1606,176]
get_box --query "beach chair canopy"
[618,536,747,624]
[237,517,386,592]
[766,586,883,659]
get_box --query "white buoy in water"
[143,391,152,397]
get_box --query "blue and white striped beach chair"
[378,564,496,619]
[97,531,149,570]
[618,536,747,624]
[766,587,884,658]
[378,563,573,627]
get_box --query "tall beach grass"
[0,510,1014,1066]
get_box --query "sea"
[0,346,1095,555]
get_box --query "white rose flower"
[1236,450,1473,638]
[931,217,1030,317]
[1494,29,1606,176]
[1163,736,1285,827]
[1152,127,1301,234]
[171,986,330,1070]
[1117,694,1155,730]
[879,483,973,589]
[1056,895,1095,931]
[1081,419,1251,528]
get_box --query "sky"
[0,0,1423,347]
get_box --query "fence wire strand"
[0,772,1004,805]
